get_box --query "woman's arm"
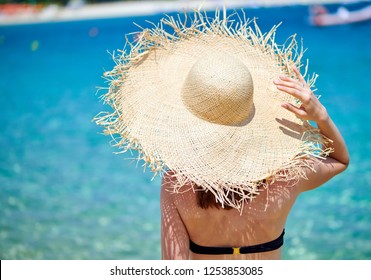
[160,174,190,260]
[274,67,350,191]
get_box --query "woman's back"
[161,173,302,260]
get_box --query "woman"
[161,67,349,260]
[94,9,349,260]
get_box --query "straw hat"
[95,9,331,209]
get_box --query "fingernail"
[273,79,279,83]
[279,75,285,79]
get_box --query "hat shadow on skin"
[161,178,296,260]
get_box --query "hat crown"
[181,51,254,125]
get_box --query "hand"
[274,67,349,192]
[273,67,328,124]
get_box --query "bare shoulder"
[160,172,175,203]
[161,171,194,204]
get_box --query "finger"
[276,85,303,100]
[277,74,306,89]
[278,75,297,83]
[274,79,303,90]
[292,66,307,85]
[281,103,308,119]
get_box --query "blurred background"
[0,0,370,260]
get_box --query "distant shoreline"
[0,0,367,26]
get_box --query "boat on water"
[309,3,371,26]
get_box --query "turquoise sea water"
[0,4,370,260]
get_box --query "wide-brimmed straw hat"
[95,9,331,209]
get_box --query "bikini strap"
[189,229,285,255]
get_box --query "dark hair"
[196,180,266,210]
[196,189,233,210]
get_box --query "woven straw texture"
[95,9,332,209]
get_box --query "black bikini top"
[189,229,285,255]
